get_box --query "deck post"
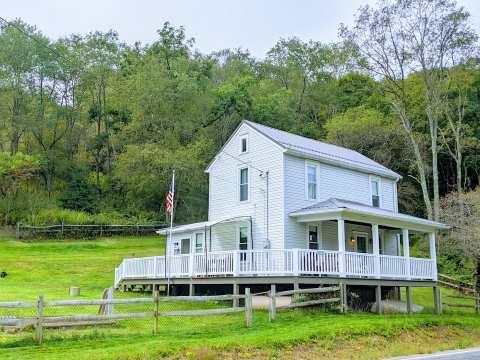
[245,288,252,327]
[233,282,239,307]
[375,285,382,314]
[189,283,195,297]
[402,229,411,280]
[372,224,380,279]
[338,219,346,277]
[233,250,239,276]
[269,284,276,322]
[433,286,442,315]
[35,294,44,345]
[406,286,412,314]
[293,281,300,292]
[429,232,437,281]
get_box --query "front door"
[355,233,368,253]
[180,238,191,254]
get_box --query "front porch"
[114,247,436,288]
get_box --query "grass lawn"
[1,235,480,360]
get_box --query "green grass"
[0,236,480,359]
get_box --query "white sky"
[3,0,480,58]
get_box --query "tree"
[440,189,480,291]
[341,0,478,220]
[59,173,97,213]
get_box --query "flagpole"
[167,170,175,296]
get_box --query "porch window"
[239,226,248,250]
[195,233,204,253]
[308,225,318,249]
[371,178,380,207]
[173,241,180,255]
[239,167,249,201]
[307,165,317,200]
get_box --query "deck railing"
[114,249,437,288]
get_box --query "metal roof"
[289,198,448,230]
[244,120,401,179]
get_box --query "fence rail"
[16,223,166,239]
[0,288,252,345]
[267,284,344,321]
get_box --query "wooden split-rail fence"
[267,284,344,321]
[0,288,253,345]
[442,293,480,314]
[16,223,166,239]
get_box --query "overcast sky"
[3,0,480,58]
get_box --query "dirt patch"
[252,295,291,309]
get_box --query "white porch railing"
[114,249,437,288]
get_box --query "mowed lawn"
[1,236,480,360]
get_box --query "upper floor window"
[240,134,248,154]
[306,164,317,200]
[239,167,249,201]
[371,178,380,208]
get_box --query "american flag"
[165,181,174,216]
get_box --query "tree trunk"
[475,257,480,294]
[430,118,440,221]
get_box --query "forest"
[1,0,480,267]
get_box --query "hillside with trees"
[1,1,480,275]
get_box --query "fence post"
[16,223,20,240]
[35,294,44,345]
[339,282,345,313]
[153,290,159,335]
[245,288,252,327]
[61,221,64,238]
[269,284,276,322]
[476,292,480,315]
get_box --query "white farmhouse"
[115,120,447,307]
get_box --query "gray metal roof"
[290,198,448,229]
[244,120,401,179]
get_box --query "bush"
[27,208,131,226]
[59,173,97,213]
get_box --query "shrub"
[27,208,131,226]
[59,173,97,213]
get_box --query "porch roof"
[289,198,449,231]
[156,216,251,235]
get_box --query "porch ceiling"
[289,198,448,232]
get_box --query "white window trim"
[236,224,251,250]
[239,133,248,154]
[305,161,319,201]
[369,176,382,208]
[238,166,250,203]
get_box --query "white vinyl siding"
[208,123,285,250]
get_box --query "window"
[195,233,204,253]
[239,226,249,261]
[308,225,318,250]
[240,135,248,153]
[371,178,380,207]
[173,241,180,255]
[307,165,317,200]
[239,167,249,201]
[180,238,190,254]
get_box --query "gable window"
[195,233,204,253]
[306,164,317,200]
[239,167,249,201]
[240,135,248,153]
[308,225,318,249]
[371,178,380,208]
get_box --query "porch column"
[402,229,411,280]
[372,224,380,279]
[429,232,437,281]
[338,219,346,277]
